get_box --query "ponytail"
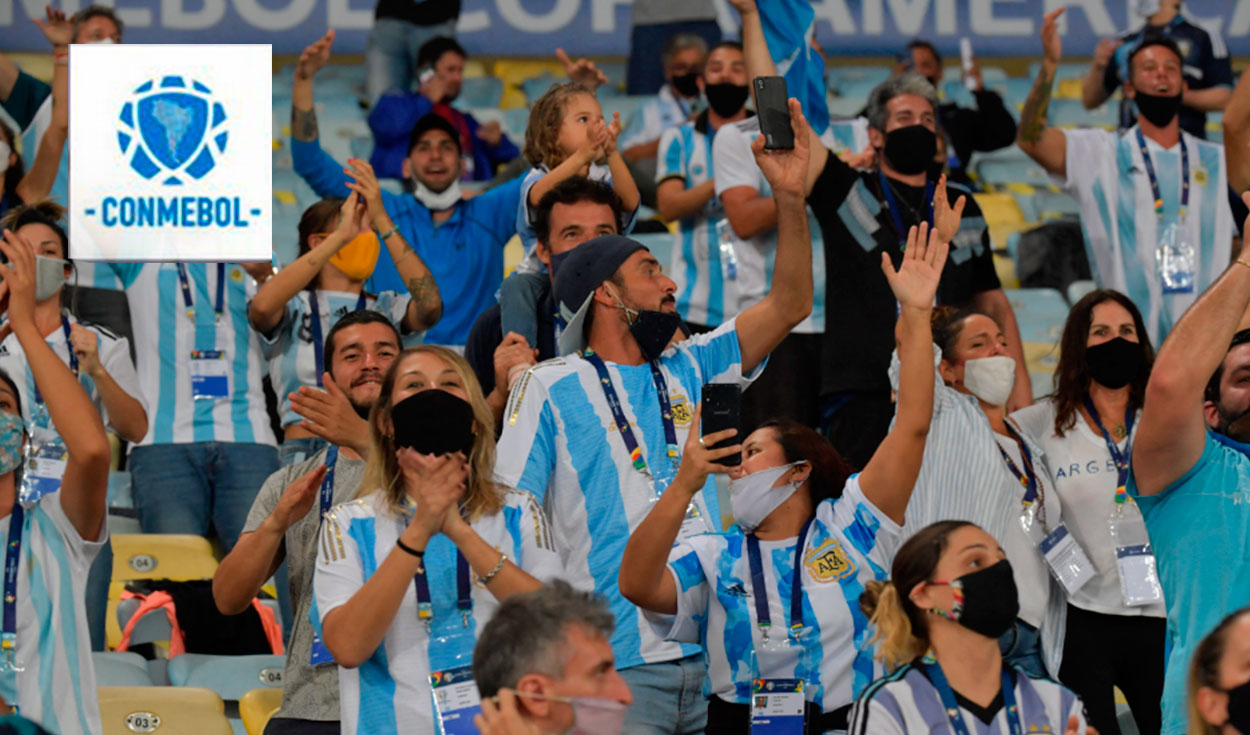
[861,580,926,671]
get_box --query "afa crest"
[805,538,856,583]
[670,395,694,428]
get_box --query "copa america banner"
[2,0,1249,58]
[68,44,272,262]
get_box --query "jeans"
[619,655,708,735]
[499,270,548,349]
[365,17,458,106]
[279,436,328,467]
[999,618,1048,679]
[129,442,280,553]
[85,537,112,651]
[626,21,722,95]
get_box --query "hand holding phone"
[753,76,794,150]
[701,383,742,466]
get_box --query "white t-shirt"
[993,434,1056,629]
[1011,399,1164,618]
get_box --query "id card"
[678,502,711,542]
[429,665,483,735]
[1156,222,1195,294]
[1116,544,1164,607]
[715,219,740,281]
[750,679,805,735]
[1038,524,1095,595]
[23,438,68,503]
[309,633,334,666]
[190,350,229,400]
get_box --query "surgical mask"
[514,692,629,735]
[704,82,749,118]
[85,38,116,44]
[0,413,23,476]
[1220,678,1250,735]
[883,124,938,176]
[671,72,700,98]
[1134,91,1183,127]
[413,178,462,211]
[962,355,1016,407]
[729,461,806,532]
[0,141,9,175]
[605,283,686,362]
[1085,337,1144,390]
[927,559,1019,639]
[390,389,476,456]
[328,232,380,281]
[35,255,69,302]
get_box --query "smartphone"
[418,65,436,86]
[753,76,794,151]
[701,383,742,466]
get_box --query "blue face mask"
[0,413,24,476]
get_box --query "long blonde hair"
[359,345,503,520]
[523,82,597,169]
[859,520,978,671]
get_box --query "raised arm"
[1,230,109,540]
[601,112,641,214]
[290,31,356,198]
[735,98,813,374]
[68,324,147,443]
[656,179,716,222]
[857,216,949,524]
[1016,8,1069,177]
[1081,38,1120,110]
[1224,71,1250,193]
[527,119,604,208]
[14,7,70,205]
[1134,194,1250,496]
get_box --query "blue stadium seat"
[630,232,674,271]
[1033,189,1081,219]
[1067,279,1097,305]
[827,94,867,119]
[971,153,1053,189]
[168,654,286,703]
[1027,62,1092,83]
[1050,98,1117,128]
[604,96,657,134]
[522,73,563,104]
[827,66,891,95]
[1006,288,1070,343]
[93,651,154,687]
[460,76,504,108]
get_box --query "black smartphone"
[701,383,742,466]
[753,76,794,150]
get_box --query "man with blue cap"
[494,98,815,735]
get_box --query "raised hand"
[492,332,538,397]
[0,230,38,331]
[603,110,622,155]
[418,68,449,104]
[673,404,741,490]
[476,120,504,147]
[557,48,609,90]
[578,117,608,165]
[35,6,73,48]
[329,191,368,242]
[1042,8,1065,67]
[290,374,371,454]
[882,222,949,311]
[68,323,104,378]
[397,449,469,538]
[932,174,968,244]
[296,29,335,81]
[839,145,876,170]
[344,158,388,228]
[750,98,811,198]
[1093,38,1121,70]
[475,690,542,735]
[1064,715,1097,735]
[725,0,758,15]
[267,465,328,533]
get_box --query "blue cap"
[552,234,648,355]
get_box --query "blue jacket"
[368,91,520,181]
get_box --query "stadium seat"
[603,96,656,134]
[1006,288,1070,343]
[1051,98,1117,128]
[107,534,219,650]
[1027,62,1093,84]
[522,73,564,104]
[1033,189,1081,220]
[1067,279,1097,305]
[827,94,868,119]
[629,231,675,271]
[239,688,282,735]
[460,76,504,108]
[170,654,286,735]
[93,651,155,687]
[970,149,1053,189]
[827,66,891,95]
[98,686,233,735]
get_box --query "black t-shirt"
[808,154,1000,396]
[374,0,460,26]
[463,288,558,398]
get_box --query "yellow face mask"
[326,232,380,281]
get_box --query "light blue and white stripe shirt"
[514,163,638,269]
[665,475,901,711]
[0,492,106,735]
[1056,126,1233,345]
[313,488,562,735]
[657,118,736,327]
[77,261,275,447]
[850,663,1086,735]
[493,319,763,670]
[620,85,695,152]
[256,289,412,429]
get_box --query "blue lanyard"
[923,658,1021,735]
[318,446,338,520]
[308,291,367,387]
[878,169,935,249]
[1083,397,1135,504]
[995,423,1042,507]
[2,501,25,672]
[582,350,680,482]
[746,518,814,644]
[1135,128,1189,221]
[31,318,76,406]
[413,551,472,629]
[175,263,226,321]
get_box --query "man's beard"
[1216,402,1250,443]
[351,400,372,420]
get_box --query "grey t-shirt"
[631,0,717,25]
[242,447,366,722]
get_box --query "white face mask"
[85,37,116,44]
[729,461,806,532]
[35,255,69,302]
[1135,0,1162,16]
[962,355,1016,407]
[0,141,9,175]
[413,178,462,211]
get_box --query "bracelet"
[1237,258,1250,270]
[477,553,508,585]
[395,537,425,558]
[379,225,399,241]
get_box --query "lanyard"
[32,318,76,406]
[413,551,472,629]
[309,291,367,387]
[923,657,1021,735]
[583,350,680,481]
[996,423,1046,527]
[746,518,815,645]
[175,263,226,322]
[318,446,338,520]
[1084,397,1135,505]
[878,169,935,249]
[2,501,25,672]
[1135,128,1189,221]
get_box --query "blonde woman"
[850,521,1093,735]
[313,345,562,735]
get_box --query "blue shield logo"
[118,76,228,186]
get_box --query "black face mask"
[627,309,687,362]
[1085,337,1144,390]
[704,82,749,117]
[933,559,1019,639]
[1221,678,1250,734]
[883,124,938,176]
[671,72,700,98]
[390,389,476,456]
[1134,91,1184,127]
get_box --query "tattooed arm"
[1016,8,1068,177]
[292,30,333,143]
[389,229,442,333]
